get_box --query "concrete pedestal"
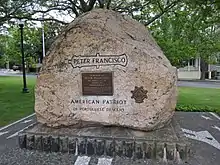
[18,118,191,164]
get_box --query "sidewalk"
[0,69,37,77]
[0,69,20,74]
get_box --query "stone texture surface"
[35,9,177,131]
[18,119,190,163]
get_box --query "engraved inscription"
[70,99,126,112]
[67,53,128,69]
[72,107,124,112]
[71,99,126,104]
[82,72,113,96]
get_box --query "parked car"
[12,65,21,71]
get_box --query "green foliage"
[176,104,218,112]
[150,1,220,69]
[0,21,62,68]
[0,0,220,72]
[0,0,184,27]
[0,34,8,66]
[4,28,22,64]
[1,26,41,66]
[43,21,64,51]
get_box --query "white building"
[177,58,201,79]
[177,57,220,80]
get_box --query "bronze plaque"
[82,72,113,96]
[131,86,148,103]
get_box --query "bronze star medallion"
[131,86,148,103]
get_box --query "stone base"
[18,118,191,163]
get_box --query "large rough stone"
[35,9,177,131]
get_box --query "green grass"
[178,87,220,109]
[0,76,220,126]
[0,76,36,126]
[177,87,220,113]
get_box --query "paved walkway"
[178,80,220,88]
[0,69,37,77]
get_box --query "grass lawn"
[0,76,220,126]
[0,76,36,126]
[177,87,220,112]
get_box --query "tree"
[0,21,63,69]
[0,0,181,27]
[1,0,220,79]
[0,0,183,67]
[0,33,9,67]
[180,0,220,79]
[150,1,220,79]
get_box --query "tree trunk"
[200,59,208,80]
[6,61,9,69]
[26,61,30,73]
[200,70,206,80]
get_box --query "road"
[0,112,220,165]
[178,80,220,88]
[0,72,37,77]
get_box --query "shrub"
[175,104,219,113]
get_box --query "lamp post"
[18,20,29,93]
[41,14,45,58]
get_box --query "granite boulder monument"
[18,9,190,163]
[35,9,177,131]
